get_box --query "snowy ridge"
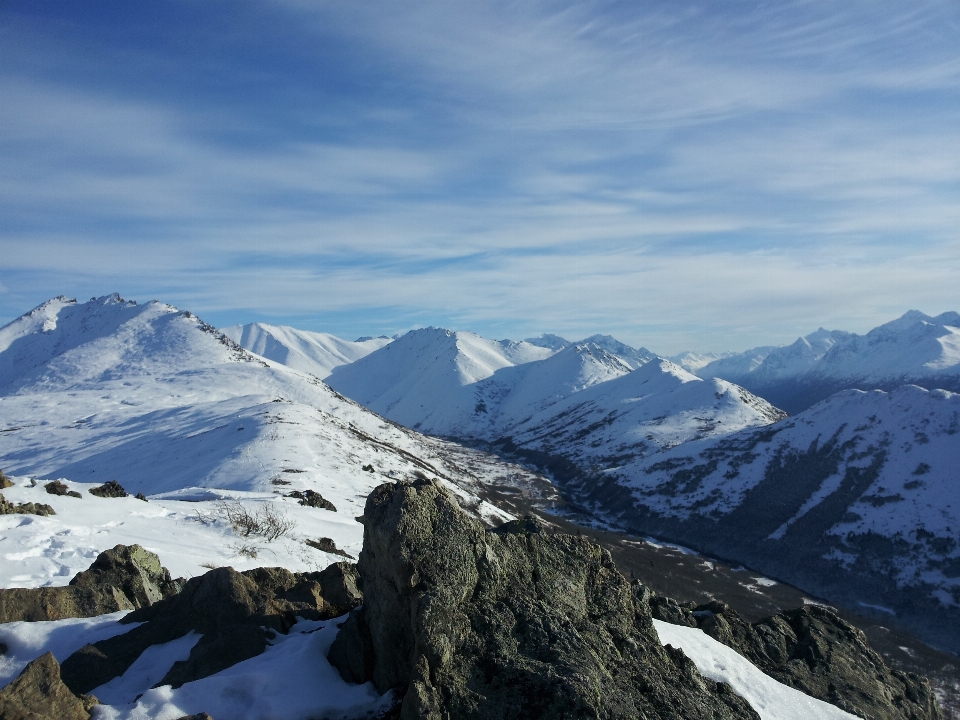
[222,322,391,379]
[0,296,511,522]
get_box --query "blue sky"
[1,0,958,354]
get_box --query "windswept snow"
[222,322,391,379]
[653,620,859,720]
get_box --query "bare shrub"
[231,543,259,559]
[216,498,296,542]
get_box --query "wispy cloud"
[1,0,958,353]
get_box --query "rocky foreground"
[0,478,945,719]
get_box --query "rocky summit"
[329,477,760,719]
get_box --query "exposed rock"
[0,652,98,720]
[60,561,362,695]
[89,480,128,498]
[175,715,215,720]
[0,469,12,489]
[329,477,760,720]
[135,492,148,501]
[0,492,55,516]
[285,489,336,511]
[44,480,82,499]
[650,596,942,720]
[305,537,354,559]
[0,544,180,623]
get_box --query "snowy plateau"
[0,293,957,719]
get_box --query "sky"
[1,0,958,355]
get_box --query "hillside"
[564,384,960,653]
[0,295,509,520]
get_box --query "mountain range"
[2,294,959,717]
[694,312,960,413]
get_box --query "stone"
[654,598,943,720]
[0,492,55,516]
[305,537,354,559]
[60,561,363,695]
[44,480,82,499]
[0,545,180,623]
[329,477,760,720]
[0,652,98,720]
[284,489,336,511]
[0,469,12,489]
[135,492,148,501]
[89,480,128,498]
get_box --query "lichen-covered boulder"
[89,480,128,498]
[329,477,759,720]
[0,652,98,720]
[60,561,362,696]
[0,544,180,623]
[0,492,55,516]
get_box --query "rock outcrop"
[285,489,337,511]
[0,544,181,623]
[45,480,82,498]
[0,652,98,720]
[89,480,128,498]
[643,592,942,720]
[0,469,12,489]
[328,477,760,720]
[60,561,362,696]
[0,492,55,516]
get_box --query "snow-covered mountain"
[695,345,778,380]
[323,327,556,434]
[523,333,570,351]
[668,350,738,374]
[502,358,786,467]
[326,328,679,441]
[696,312,960,413]
[221,322,391,379]
[0,295,509,520]
[569,384,960,653]
[577,334,655,369]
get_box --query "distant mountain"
[695,345,778,381]
[697,312,960,413]
[565,384,960,653]
[222,322,391,379]
[578,334,655,369]
[327,330,683,440]
[524,333,569,351]
[668,350,738,374]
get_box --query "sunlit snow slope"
[0,295,504,522]
[222,321,391,379]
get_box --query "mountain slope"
[566,384,960,653]
[0,296,508,522]
[503,359,786,472]
[222,322,391,379]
